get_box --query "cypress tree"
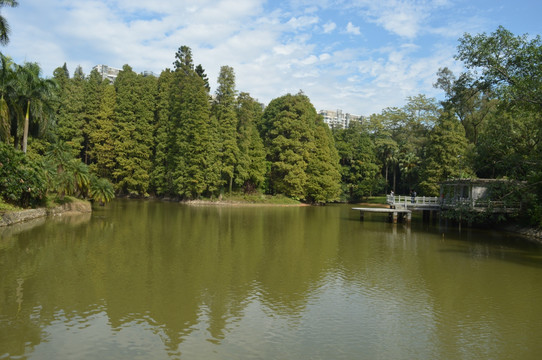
[170,46,216,199]
[306,122,342,203]
[214,65,239,193]
[235,92,266,192]
[56,65,85,158]
[82,69,103,164]
[418,111,470,195]
[112,65,156,195]
[87,82,116,179]
[262,92,342,201]
[151,69,175,195]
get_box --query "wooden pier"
[352,207,412,223]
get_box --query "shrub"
[0,143,47,208]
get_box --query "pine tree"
[170,46,216,198]
[55,65,85,158]
[151,69,174,195]
[334,121,380,200]
[235,92,266,192]
[82,68,103,164]
[418,111,471,195]
[261,92,341,202]
[261,93,313,199]
[214,65,239,193]
[87,82,116,179]
[112,65,156,195]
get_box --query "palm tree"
[14,62,56,153]
[0,52,15,142]
[0,0,18,46]
[90,176,115,205]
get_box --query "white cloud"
[323,22,336,33]
[346,22,361,35]
[0,0,520,116]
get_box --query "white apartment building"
[319,109,363,129]
[93,65,158,82]
[92,64,122,83]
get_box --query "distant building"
[92,65,157,82]
[92,65,121,83]
[318,109,363,129]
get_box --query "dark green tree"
[261,92,341,202]
[214,65,239,193]
[418,112,471,196]
[55,65,85,158]
[170,46,217,198]
[334,121,380,200]
[14,62,56,154]
[87,83,116,179]
[235,92,266,192]
[0,0,18,46]
[195,64,210,92]
[150,69,174,195]
[306,122,341,203]
[112,65,156,195]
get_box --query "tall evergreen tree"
[418,112,471,195]
[82,68,103,164]
[214,65,239,193]
[87,80,116,179]
[235,92,266,192]
[306,122,342,203]
[334,121,380,200]
[112,65,156,195]
[261,92,341,202]
[151,69,174,195]
[170,46,217,198]
[55,65,85,158]
[195,64,210,92]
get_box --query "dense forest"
[1,27,541,225]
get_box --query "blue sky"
[2,0,541,115]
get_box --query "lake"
[1,199,542,359]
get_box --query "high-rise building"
[318,109,363,129]
[92,64,122,83]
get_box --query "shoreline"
[0,199,92,227]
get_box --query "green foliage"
[150,69,174,195]
[418,112,471,196]
[305,123,341,203]
[214,65,240,193]
[90,175,115,205]
[169,47,217,199]
[112,65,156,196]
[334,121,380,201]
[261,92,341,203]
[0,0,18,46]
[235,92,266,193]
[0,141,46,207]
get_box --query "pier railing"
[386,195,440,208]
[386,195,521,212]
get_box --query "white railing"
[386,195,440,207]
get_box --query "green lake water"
[1,199,542,359]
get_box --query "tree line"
[1,27,541,224]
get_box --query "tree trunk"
[22,100,30,154]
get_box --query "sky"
[2,0,541,115]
